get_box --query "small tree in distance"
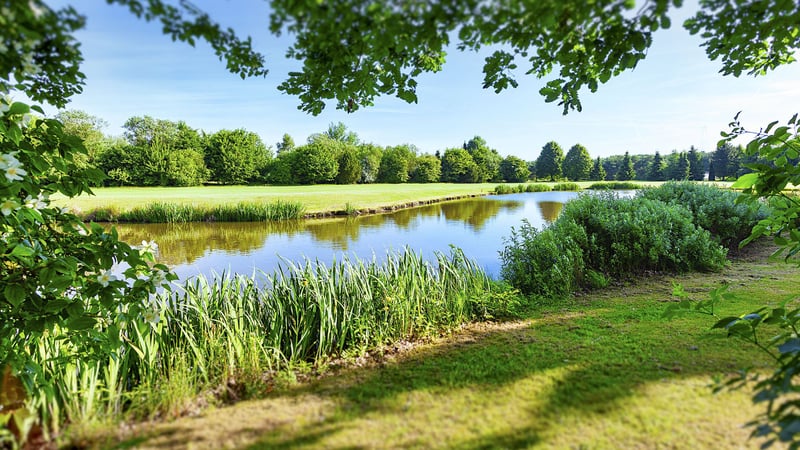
[536,141,564,181]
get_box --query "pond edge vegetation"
[77,182,644,224]
[12,181,772,448]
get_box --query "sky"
[38,0,800,160]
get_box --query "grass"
[32,248,514,440]
[54,184,503,217]
[54,182,675,221]
[70,242,799,449]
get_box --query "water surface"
[113,191,587,280]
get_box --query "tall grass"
[588,181,642,190]
[30,248,516,431]
[493,183,551,194]
[552,182,582,191]
[106,200,306,223]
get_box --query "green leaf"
[66,316,97,330]
[732,173,759,189]
[3,284,26,307]
[10,245,35,258]
[712,316,740,329]
[8,102,30,115]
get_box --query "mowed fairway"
[53,184,505,215]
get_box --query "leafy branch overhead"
[7,1,800,114]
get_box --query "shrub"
[500,218,587,299]
[525,183,551,192]
[552,182,582,191]
[501,193,728,297]
[637,181,769,248]
[587,181,642,190]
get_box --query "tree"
[292,141,338,184]
[55,110,111,169]
[674,152,690,180]
[205,129,271,184]
[562,144,593,181]
[411,154,442,183]
[324,122,359,145]
[377,145,416,183]
[687,146,704,181]
[616,151,635,181]
[6,0,800,444]
[648,151,666,181]
[712,143,734,180]
[441,148,479,183]
[499,155,530,182]
[464,136,501,182]
[357,143,383,183]
[536,141,564,181]
[589,157,606,181]
[335,147,362,184]
[276,133,295,154]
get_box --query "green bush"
[637,181,769,248]
[501,193,728,297]
[525,183,551,192]
[587,181,642,190]
[500,218,587,299]
[552,182,582,191]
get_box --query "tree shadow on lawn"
[120,271,780,449]
[241,292,766,448]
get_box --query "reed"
[587,181,642,190]
[27,248,514,430]
[493,183,551,194]
[551,182,582,191]
[107,200,306,223]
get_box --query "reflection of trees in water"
[441,199,523,231]
[112,198,528,263]
[113,221,303,266]
[537,201,564,224]
[303,218,362,251]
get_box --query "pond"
[112,191,595,281]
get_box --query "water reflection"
[537,201,564,224]
[112,198,524,267]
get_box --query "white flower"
[24,193,48,210]
[0,198,19,216]
[139,240,159,255]
[150,269,169,288]
[4,165,26,182]
[96,270,117,287]
[142,308,160,325]
[0,152,20,169]
[74,223,88,236]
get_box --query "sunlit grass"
[84,243,798,450]
[53,182,676,219]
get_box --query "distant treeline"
[58,110,767,187]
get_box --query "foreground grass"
[53,182,681,218]
[73,244,797,449]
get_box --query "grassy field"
[72,243,797,450]
[52,182,685,217]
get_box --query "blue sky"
[40,0,800,160]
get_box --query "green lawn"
[79,243,796,450]
[52,182,680,216]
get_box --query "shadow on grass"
[243,291,765,448]
[118,266,785,449]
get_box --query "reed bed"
[587,181,642,190]
[551,182,582,191]
[493,183,552,194]
[30,248,514,430]
[105,200,306,223]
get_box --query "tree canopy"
[7,1,799,115]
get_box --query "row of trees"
[62,110,753,186]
